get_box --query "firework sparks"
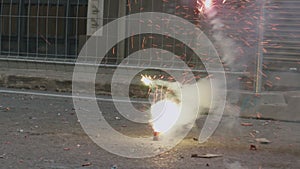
[141,75,182,140]
[197,0,214,14]
[203,0,213,10]
[141,75,153,86]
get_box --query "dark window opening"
[0,0,88,60]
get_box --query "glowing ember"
[150,100,181,134]
[203,0,213,10]
[141,75,182,136]
[196,0,214,14]
[141,75,153,86]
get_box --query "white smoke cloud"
[209,13,239,70]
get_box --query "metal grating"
[0,0,89,62]
[0,0,214,71]
[263,0,300,71]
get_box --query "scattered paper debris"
[250,144,257,150]
[193,137,199,141]
[249,132,255,138]
[241,122,253,126]
[191,153,222,158]
[253,130,260,134]
[255,138,271,144]
[0,154,5,159]
[63,148,70,151]
[82,162,92,167]
[256,112,262,119]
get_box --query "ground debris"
[241,122,253,126]
[5,107,10,111]
[63,147,71,151]
[191,153,222,158]
[255,138,271,144]
[250,144,257,150]
[0,154,5,159]
[82,162,92,167]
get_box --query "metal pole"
[0,0,3,55]
[117,0,127,64]
[255,0,266,93]
[18,0,25,56]
[64,0,70,59]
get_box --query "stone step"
[227,90,299,121]
[284,91,300,121]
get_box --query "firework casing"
[153,131,160,141]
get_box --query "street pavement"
[0,91,299,169]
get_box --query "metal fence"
[260,0,300,91]
[263,0,300,69]
[0,0,89,61]
[0,0,299,92]
[0,0,198,62]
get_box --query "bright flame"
[150,100,181,133]
[203,0,213,9]
[141,75,153,86]
[196,0,214,14]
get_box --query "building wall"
[0,0,89,60]
[0,0,201,65]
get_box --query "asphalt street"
[0,91,299,169]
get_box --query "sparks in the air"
[204,0,213,10]
[141,75,182,140]
[196,0,214,14]
[141,75,153,86]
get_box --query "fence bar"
[64,0,70,58]
[0,0,3,53]
[117,0,126,64]
[17,0,25,56]
[255,0,266,93]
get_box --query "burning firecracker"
[141,75,182,141]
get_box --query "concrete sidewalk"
[0,61,299,121]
